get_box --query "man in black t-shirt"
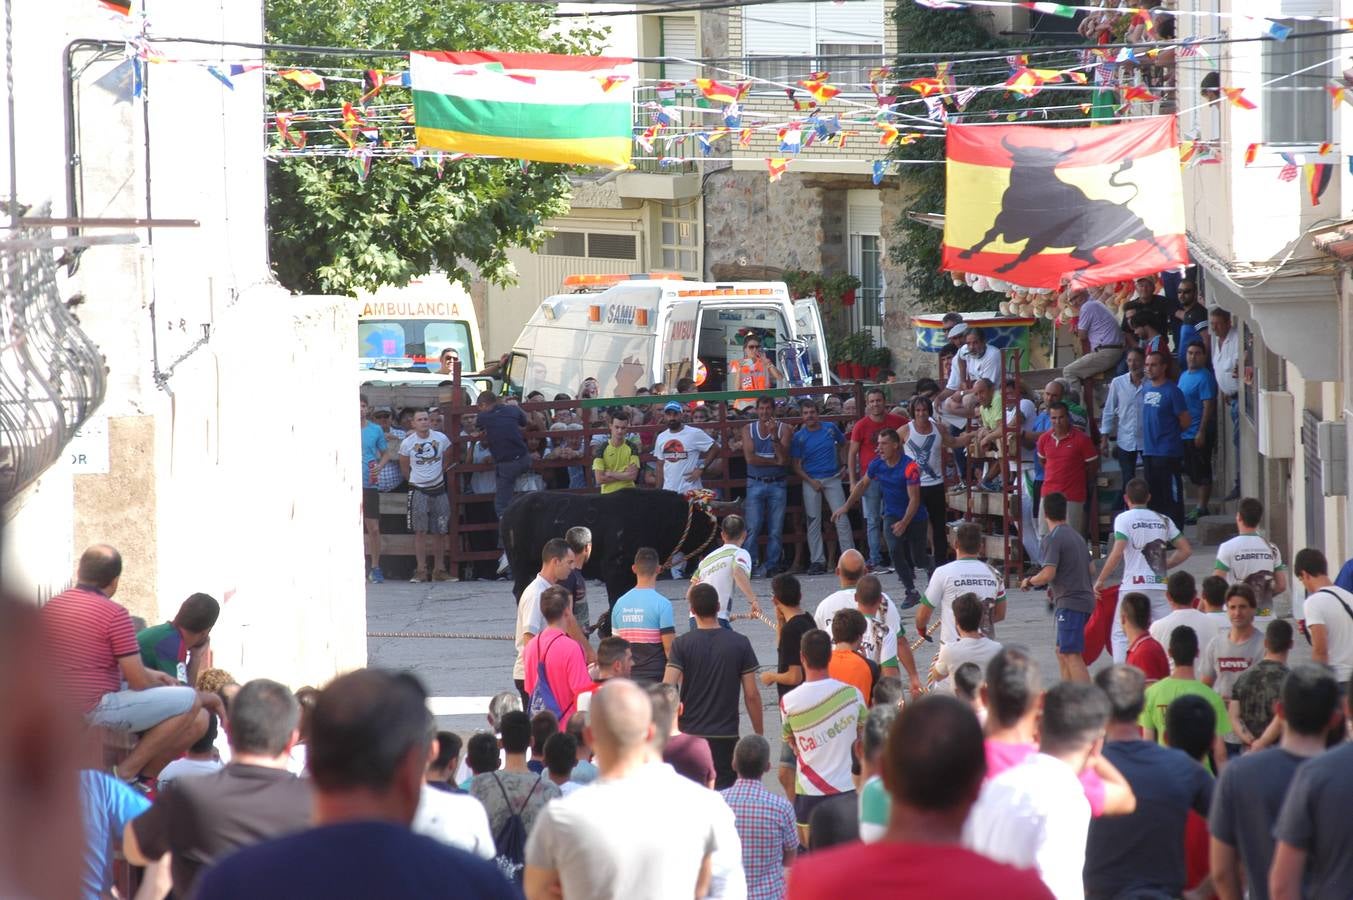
[665,583,765,789]
[759,574,815,798]
[124,679,313,899]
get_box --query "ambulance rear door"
[793,297,830,385]
[658,297,701,390]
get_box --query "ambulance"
[356,273,491,411]
[503,273,830,399]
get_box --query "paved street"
[367,531,1307,763]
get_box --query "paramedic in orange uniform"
[729,335,785,410]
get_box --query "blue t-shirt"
[361,421,385,487]
[1139,380,1189,458]
[80,770,151,900]
[866,454,927,521]
[1335,557,1353,593]
[1028,411,1051,480]
[476,404,529,462]
[194,820,518,900]
[611,586,677,682]
[791,423,846,479]
[1084,740,1213,898]
[1176,368,1217,440]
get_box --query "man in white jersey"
[814,549,892,633]
[916,522,1006,645]
[1094,477,1193,662]
[1214,497,1287,612]
[690,514,761,629]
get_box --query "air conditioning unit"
[1317,420,1348,496]
[1257,391,1294,459]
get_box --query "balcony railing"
[629,85,704,175]
[0,208,107,499]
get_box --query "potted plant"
[868,345,892,380]
[841,332,874,380]
[829,335,852,379]
[782,269,822,300]
[823,273,862,307]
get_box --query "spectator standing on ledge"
[1177,341,1218,523]
[194,670,516,900]
[125,679,313,899]
[792,398,854,575]
[664,583,764,789]
[1064,287,1126,396]
[720,735,797,900]
[1138,350,1191,526]
[1101,347,1146,511]
[399,409,453,583]
[1022,492,1096,683]
[848,388,908,574]
[742,395,793,578]
[788,696,1056,900]
[361,394,389,583]
[1209,307,1241,501]
[137,592,220,685]
[474,391,531,577]
[41,545,221,784]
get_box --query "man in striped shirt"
[781,629,867,845]
[720,735,798,900]
[41,545,223,783]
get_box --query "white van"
[503,274,830,399]
[356,273,486,375]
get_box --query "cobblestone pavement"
[368,532,1308,767]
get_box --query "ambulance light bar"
[562,272,688,288]
[675,288,775,297]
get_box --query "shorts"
[362,488,380,519]
[779,739,797,767]
[794,791,852,828]
[409,487,450,534]
[1055,607,1090,655]
[88,686,196,733]
[1182,434,1214,485]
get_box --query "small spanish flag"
[1121,85,1158,103]
[1005,68,1044,98]
[766,157,789,182]
[1319,142,1333,156]
[876,122,899,146]
[798,76,840,104]
[907,78,944,97]
[279,68,325,92]
[1223,87,1256,110]
[695,78,745,104]
[1327,82,1348,107]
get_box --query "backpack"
[490,772,542,883]
[527,633,574,721]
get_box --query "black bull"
[500,490,729,626]
[958,138,1175,274]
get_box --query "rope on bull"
[658,492,720,573]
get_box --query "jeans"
[948,425,968,481]
[861,479,885,566]
[1142,454,1185,528]
[883,514,930,592]
[744,478,787,572]
[1114,446,1140,511]
[802,477,853,565]
[494,455,533,520]
[1228,395,1240,490]
[919,483,948,564]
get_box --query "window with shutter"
[1262,19,1331,144]
[660,17,699,83]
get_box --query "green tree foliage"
[889,4,1079,312]
[265,0,607,294]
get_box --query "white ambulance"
[503,273,830,399]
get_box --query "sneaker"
[806,563,827,576]
[370,567,385,584]
[750,567,767,579]
[497,554,510,575]
[1185,507,1202,525]
[431,569,452,582]
[410,568,427,583]
[901,589,921,610]
[869,564,894,575]
[980,477,1002,493]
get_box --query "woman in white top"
[898,394,972,564]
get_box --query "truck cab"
[503,274,829,399]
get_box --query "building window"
[745,56,796,85]
[660,201,699,274]
[850,233,883,329]
[543,231,637,261]
[815,43,884,90]
[660,17,699,83]
[1262,19,1331,144]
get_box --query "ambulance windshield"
[358,320,474,371]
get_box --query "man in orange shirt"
[828,608,878,706]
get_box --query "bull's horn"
[1001,135,1017,154]
[708,499,744,515]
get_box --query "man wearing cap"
[1063,288,1124,396]
[939,327,1003,421]
[656,402,718,494]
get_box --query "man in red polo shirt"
[1036,401,1099,539]
[41,545,222,783]
[1121,592,1170,684]
[849,388,908,574]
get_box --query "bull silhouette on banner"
[942,118,1187,289]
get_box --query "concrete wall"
[0,0,366,687]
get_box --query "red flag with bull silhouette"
[942,116,1187,289]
